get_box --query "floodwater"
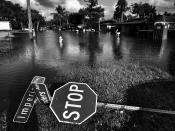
[0,30,175,129]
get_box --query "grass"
[33,60,175,131]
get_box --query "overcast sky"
[6,0,175,20]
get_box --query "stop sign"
[50,82,97,124]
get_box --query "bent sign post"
[50,82,98,125]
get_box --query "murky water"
[0,30,175,130]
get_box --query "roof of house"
[100,19,147,26]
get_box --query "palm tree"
[82,0,104,30]
[131,3,156,19]
[84,0,98,8]
[55,5,66,28]
[114,0,127,22]
[31,10,45,32]
[64,11,70,28]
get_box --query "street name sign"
[13,76,46,123]
[13,83,37,123]
[50,82,97,124]
[31,76,45,84]
[33,83,51,104]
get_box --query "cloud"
[7,0,27,8]
[6,0,83,9]
[148,0,173,7]
[102,5,114,19]
[35,0,54,8]
[64,0,83,12]
[6,0,175,20]
[128,0,174,13]
[128,0,174,7]
[6,0,84,20]
[6,0,40,9]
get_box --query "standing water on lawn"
[0,31,175,130]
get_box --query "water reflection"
[88,33,103,66]
[0,31,175,81]
[0,40,13,58]
[167,39,175,76]
[159,40,167,58]
[168,50,175,76]
[79,33,87,53]
[0,31,175,129]
[112,35,122,60]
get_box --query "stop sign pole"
[50,82,98,125]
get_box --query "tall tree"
[78,8,89,28]
[131,3,156,19]
[55,5,66,28]
[64,11,69,26]
[0,0,15,20]
[84,0,98,8]
[113,0,128,22]
[0,0,45,30]
[31,10,45,31]
[69,13,83,26]
[83,0,104,30]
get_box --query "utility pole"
[27,0,34,39]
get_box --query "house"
[0,21,12,40]
[100,19,117,32]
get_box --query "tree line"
[113,0,157,22]
[51,0,163,30]
[0,0,174,30]
[0,0,45,30]
[51,0,104,30]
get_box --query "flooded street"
[0,30,175,129]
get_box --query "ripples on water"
[0,30,175,130]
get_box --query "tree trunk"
[98,18,101,31]
[36,22,40,32]
[59,19,61,27]
[26,0,33,39]
[59,19,62,30]
[66,19,69,28]
[20,22,24,30]
[121,11,124,22]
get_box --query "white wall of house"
[0,21,11,31]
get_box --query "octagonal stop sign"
[50,82,97,124]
